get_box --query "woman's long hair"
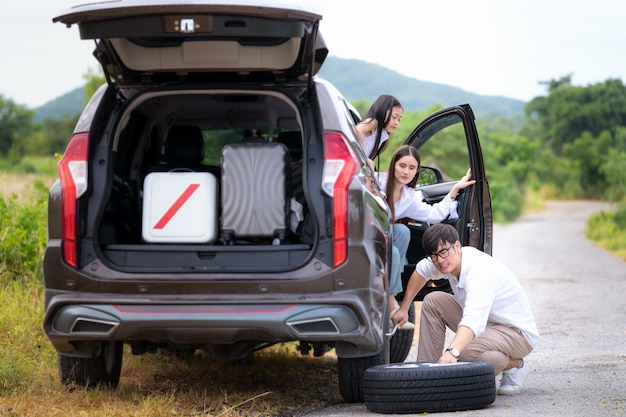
[385,145,421,222]
[363,94,403,159]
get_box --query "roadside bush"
[490,181,525,223]
[614,202,626,229]
[0,179,47,284]
[586,201,626,261]
[0,180,50,393]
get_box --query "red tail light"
[323,132,359,267]
[58,133,89,268]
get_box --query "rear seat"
[276,130,311,241]
[276,130,303,161]
[147,125,219,176]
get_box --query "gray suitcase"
[220,142,290,243]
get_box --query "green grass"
[0,279,48,395]
[0,179,48,283]
[0,155,59,176]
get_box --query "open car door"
[398,104,492,299]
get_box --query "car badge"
[179,18,196,33]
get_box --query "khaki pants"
[417,291,533,375]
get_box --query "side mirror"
[417,165,444,186]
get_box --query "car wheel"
[58,341,123,388]
[337,350,385,403]
[363,360,496,413]
[389,301,415,363]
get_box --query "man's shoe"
[498,360,528,395]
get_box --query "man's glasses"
[427,243,455,262]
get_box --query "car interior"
[101,90,308,251]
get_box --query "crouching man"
[392,223,539,395]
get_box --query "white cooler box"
[142,172,217,243]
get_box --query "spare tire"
[363,360,496,414]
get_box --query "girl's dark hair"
[422,223,459,254]
[385,145,421,221]
[363,94,403,159]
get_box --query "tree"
[83,67,107,105]
[525,77,626,153]
[539,74,573,93]
[600,148,626,201]
[24,115,80,156]
[0,95,34,163]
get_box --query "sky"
[2,0,626,109]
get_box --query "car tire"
[337,350,385,403]
[363,360,496,413]
[389,301,415,363]
[58,341,123,388]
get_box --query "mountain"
[34,57,525,120]
[34,87,85,122]
[317,57,525,116]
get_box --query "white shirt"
[377,172,459,223]
[363,130,389,158]
[415,246,540,348]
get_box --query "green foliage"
[489,181,525,223]
[0,95,35,162]
[586,202,626,260]
[21,156,59,176]
[0,279,44,394]
[0,180,48,283]
[0,179,50,391]
[24,115,79,156]
[0,177,51,393]
[599,143,626,202]
[615,203,626,230]
[351,99,371,117]
[83,67,107,106]
[522,77,626,202]
[526,77,626,152]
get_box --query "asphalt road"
[301,201,626,417]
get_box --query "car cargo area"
[97,90,315,271]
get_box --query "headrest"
[164,125,205,164]
[276,130,303,160]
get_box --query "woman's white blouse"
[363,130,389,157]
[377,172,459,223]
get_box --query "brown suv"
[44,0,492,403]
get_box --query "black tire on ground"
[58,341,123,388]
[337,350,385,403]
[363,360,496,414]
[389,301,415,363]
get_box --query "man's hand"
[391,306,408,328]
[438,350,458,365]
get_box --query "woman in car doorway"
[356,94,403,171]
[378,145,475,329]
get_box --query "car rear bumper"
[44,295,384,358]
